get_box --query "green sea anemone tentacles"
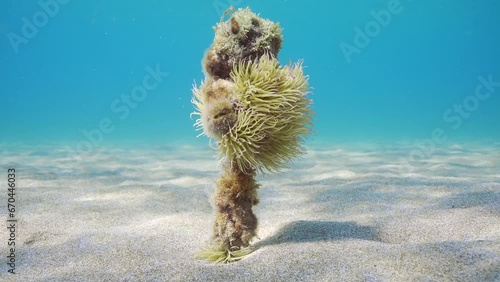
[222,54,313,174]
[193,55,313,174]
[196,245,254,263]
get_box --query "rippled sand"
[0,142,498,281]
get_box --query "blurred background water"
[1,0,499,149]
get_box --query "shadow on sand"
[255,220,381,248]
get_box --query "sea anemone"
[220,54,313,174]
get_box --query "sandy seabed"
[0,142,499,281]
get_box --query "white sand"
[0,142,498,281]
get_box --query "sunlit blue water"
[1,0,499,148]
[0,3,499,279]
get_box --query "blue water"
[1,0,499,148]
